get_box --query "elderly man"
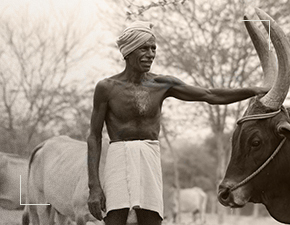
[87,21,268,225]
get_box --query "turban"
[116,21,155,58]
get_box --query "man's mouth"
[141,61,153,66]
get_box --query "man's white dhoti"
[101,140,163,219]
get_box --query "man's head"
[117,21,157,73]
[125,35,156,73]
[116,21,156,59]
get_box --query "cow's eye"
[251,140,261,147]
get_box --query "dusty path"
[0,208,280,225]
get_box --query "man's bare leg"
[135,208,162,225]
[104,208,129,225]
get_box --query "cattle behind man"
[22,136,106,225]
[172,187,207,224]
[218,9,290,224]
[0,152,27,210]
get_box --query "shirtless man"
[87,21,268,225]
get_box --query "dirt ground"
[0,208,281,225]
[164,213,281,225]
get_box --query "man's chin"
[142,68,151,72]
[140,63,152,72]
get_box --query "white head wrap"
[116,21,155,58]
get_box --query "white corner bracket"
[20,175,50,206]
[241,19,271,50]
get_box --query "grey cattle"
[0,152,28,210]
[173,187,207,224]
[22,136,105,225]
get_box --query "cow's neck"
[260,140,290,223]
[263,188,290,223]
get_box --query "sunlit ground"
[0,208,280,225]
[163,213,280,225]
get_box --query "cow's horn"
[244,15,277,89]
[256,8,290,110]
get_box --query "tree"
[0,5,98,155]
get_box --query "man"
[87,21,268,225]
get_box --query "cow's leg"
[172,211,177,223]
[22,205,30,225]
[73,201,89,225]
[192,210,199,223]
[72,184,92,225]
[200,195,207,224]
[37,205,53,225]
[54,211,69,225]
[48,206,56,225]
[75,214,86,225]
[28,205,40,225]
[48,207,71,225]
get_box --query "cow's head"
[218,8,290,224]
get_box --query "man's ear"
[277,121,290,139]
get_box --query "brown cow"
[218,8,290,224]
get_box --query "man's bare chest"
[132,88,151,115]
[109,84,163,117]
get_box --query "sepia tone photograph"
[0,0,290,224]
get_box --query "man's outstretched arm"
[158,75,269,104]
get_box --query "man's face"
[127,36,156,73]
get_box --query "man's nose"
[147,49,155,58]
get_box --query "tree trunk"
[216,131,227,224]
[161,123,181,222]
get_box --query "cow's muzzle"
[218,182,248,208]
[218,184,232,206]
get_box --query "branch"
[125,0,187,18]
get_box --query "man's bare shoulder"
[93,75,120,101]
[96,74,123,89]
[153,74,185,86]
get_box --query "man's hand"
[88,187,106,221]
[256,86,270,96]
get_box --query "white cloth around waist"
[101,140,163,219]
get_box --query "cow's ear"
[277,121,290,139]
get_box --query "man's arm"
[158,75,268,104]
[87,80,108,221]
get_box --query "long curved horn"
[256,8,290,110]
[244,15,277,89]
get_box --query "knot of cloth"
[116,21,155,59]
